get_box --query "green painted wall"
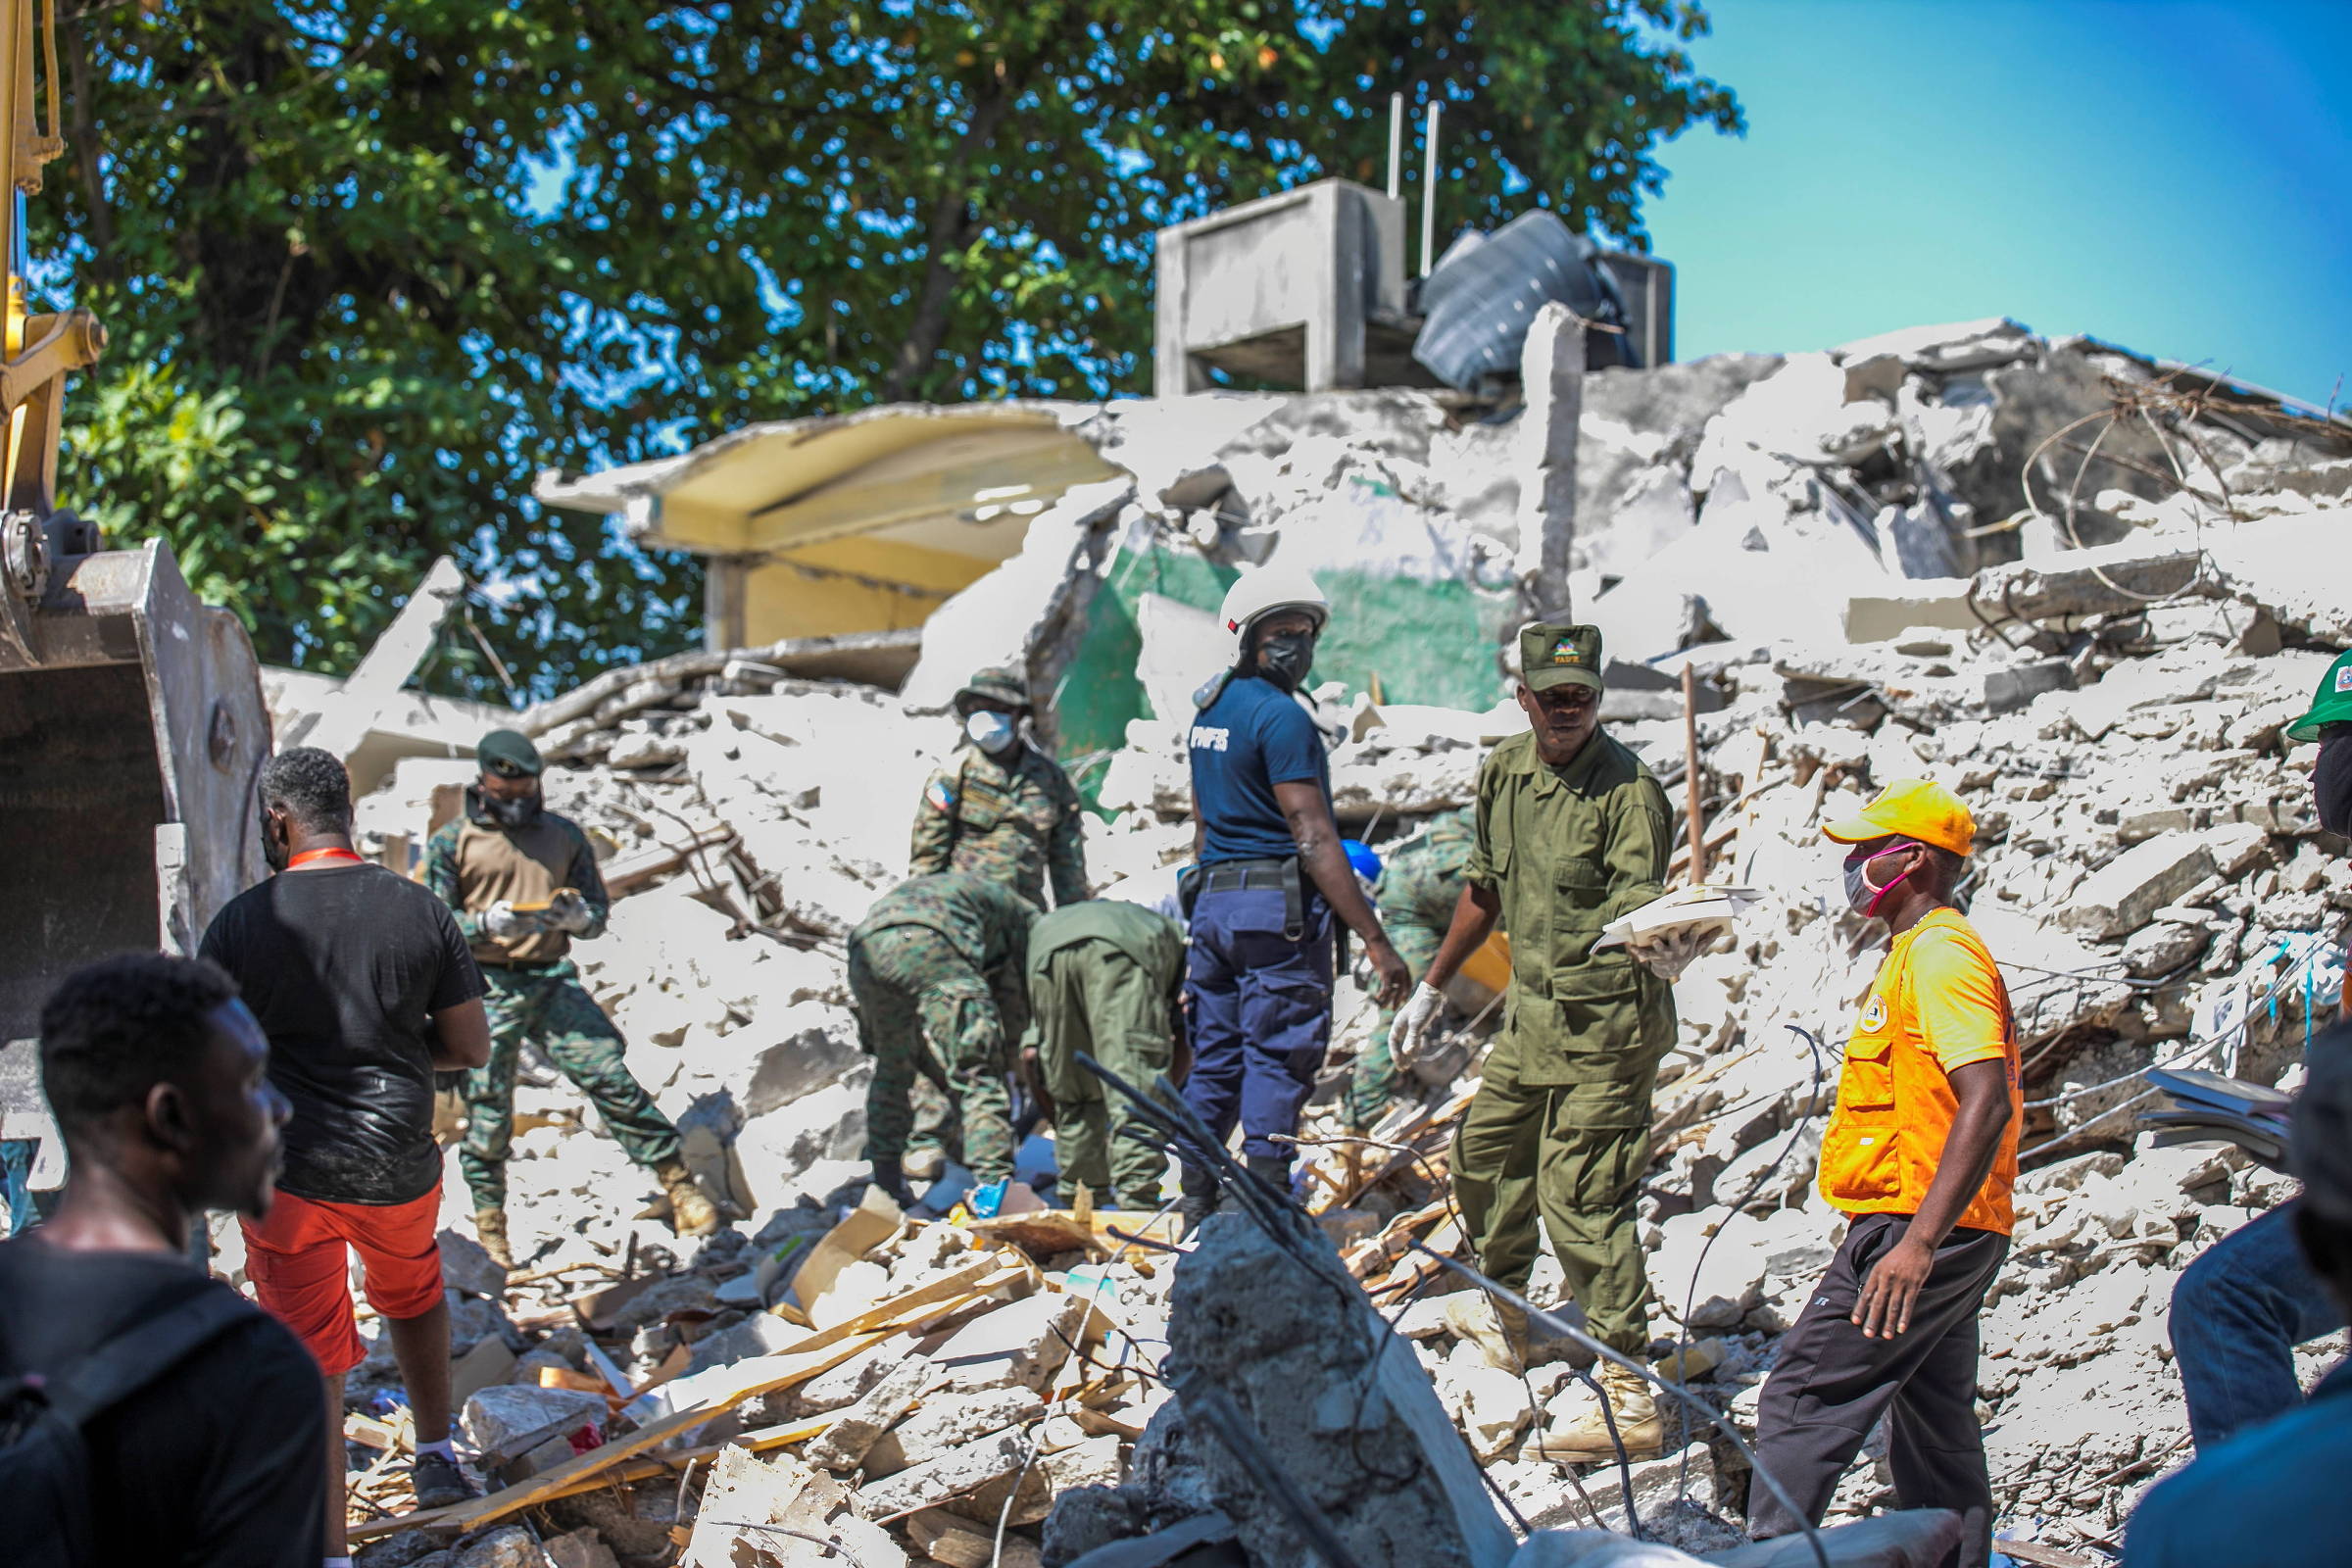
[1052,535,1516,809]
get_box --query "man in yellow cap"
[1747,778,2023,1567]
[1392,621,1680,1459]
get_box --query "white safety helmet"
[1217,566,1330,647]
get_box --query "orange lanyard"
[288,847,365,870]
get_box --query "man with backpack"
[0,953,325,1566]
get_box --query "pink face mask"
[1842,844,1913,917]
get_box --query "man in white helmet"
[1178,567,1411,1230]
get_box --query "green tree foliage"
[38,1,1737,697]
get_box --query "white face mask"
[965,710,1017,756]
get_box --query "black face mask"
[479,783,543,829]
[1255,630,1316,691]
[2318,729,2352,837]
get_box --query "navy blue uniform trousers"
[1181,884,1334,1159]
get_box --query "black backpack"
[0,1286,256,1565]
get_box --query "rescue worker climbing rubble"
[1179,567,1410,1231]
[909,664,1089,911]
[1392,622,1681,1460]
[848,871,1038,1206]
[1024,899,1188,1210]
[425,728,716,1266]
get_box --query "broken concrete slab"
[930,1289,1088,1394]
[448,1526,554,1568]
[858,1427,1032,1520]
[2058,833,2219,940]
[685,1445,907,1568]
[541,1530,618,1568]
[461,1385,606,1465]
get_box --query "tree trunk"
[878,84,1010,404]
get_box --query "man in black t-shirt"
[199,748,491,1554]
[0,954,325,1566]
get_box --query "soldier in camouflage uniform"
[1343,807,1478,1130]
[425,729,714,1265]
[909,665,1089,911]
[1024,900,1187,1209]
[848,872,1038,1204]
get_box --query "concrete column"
[1153,226,1202,399]
[705,555,750,653]
[1514,302,1584,620]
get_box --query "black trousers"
[1748,1211,2008,1568]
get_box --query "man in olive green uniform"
[1025,900,1187,1209]
[1392,623,1679,1462]
[849,871,1038,1205]
[426,729,715,1266]
[909,665,1089,911]
[1344,808,1477,1130]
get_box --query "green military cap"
[477,727,544,777]
[1519,621,1604,694]
[2285,649,2352,742]
[957,666,1030,710]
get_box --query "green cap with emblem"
[476,727,544,777]
[2286,650,2352,742]
[1519,621,1604,694]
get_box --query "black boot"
[1176,1164,1218,1236]
[1244,1153,1296,1206]
[869,1156,917,1210]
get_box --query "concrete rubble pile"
[332,317,2350,1565]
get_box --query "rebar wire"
[992,1433,1043,1568]
[1671,1024,1828,1509]
[706,1524,871,1566]
[1407,1245,1833,1568]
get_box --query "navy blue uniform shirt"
[1188,674,1330,863]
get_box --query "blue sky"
[1640,0,2351,411]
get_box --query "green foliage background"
[36,0,1738,700]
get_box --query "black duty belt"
[1200,857,1307,941]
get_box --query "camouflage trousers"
[1342,906,1448,1129]
[849,924,1016,1184]
[460,964,683,1211]
[1030,939,1176,1209]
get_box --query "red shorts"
[241,1187,445,1377]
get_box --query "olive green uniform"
[909,743,1089,911]
[1345,808,1477,1129]
[1451,728,1675,1356]
[849,873,1037,1184]
[1024,901,1186,1207]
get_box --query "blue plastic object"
[968,1178,1010,1219]
[1341,839,1382,883]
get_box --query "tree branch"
[877,77,1010,404]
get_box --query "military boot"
[1243,1153,1296,1206]
[1444,1291,1530,1375]
[472,1207,513,1271]
[869,1156,917,1210]
[1520,1360,1665,1464]
[653,1159,720,1238]
[1176,1164,1218,1237]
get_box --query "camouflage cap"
[956,666,1031,710]
[1519,622,1604,694]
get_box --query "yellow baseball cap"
[1821,778,1976,858]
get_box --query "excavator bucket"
[0,535,271,1042]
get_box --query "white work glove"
[544,888,594,935]
[1388,983,1446,1068]
[1627,925,1729,982]
[481,901,536,941]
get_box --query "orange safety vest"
[1818,909,2024,1236]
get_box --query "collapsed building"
[250,311,2352,1568]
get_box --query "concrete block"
[450,1527,552,1568]
[1841,580,1979,644]
[857,1428,1031,1520]
[2059,834,2218,939]
[804,1354,932,1472]
[682,1309,799,1376]
[436,1227,509,1298]
[1976,659,2072,715]
[890,1385,1045,1453]
[2204,820,2277,879]
[462,1385,606,1465]
[685,1446,906,1568]
[543,1532,617,1568]
[930,1291,1087,1393]
[738,1020,864,1118]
